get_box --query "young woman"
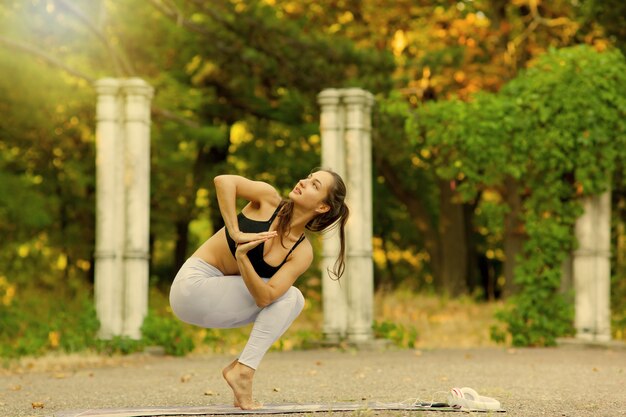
[169,168,349,409]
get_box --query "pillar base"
[557,337,625,350]
[311,337,393,351]
[575,331,611,343]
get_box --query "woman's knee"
[285,286,305,314]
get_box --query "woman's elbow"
[214,175,228,186]
[255,293,274,308]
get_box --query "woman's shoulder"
[294,236,314,261]
[248,179,282,207]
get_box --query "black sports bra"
[225,204,305,278]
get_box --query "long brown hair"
[275,168,349,280]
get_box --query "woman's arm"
[235,238,313,307]
[214,175,281,242]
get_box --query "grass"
[373,290,505,349]
[0,288,506,374]
[74,285,504,360]
[175,287,506,354]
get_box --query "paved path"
[1,346,624,417]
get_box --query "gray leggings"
[169,257,305,369]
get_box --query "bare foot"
[221,359,239,407]
[223,362,263,410]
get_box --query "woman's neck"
[285,204,315,238]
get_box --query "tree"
[0,0,393,290]
[271,0,610,296]
[404,45,626,345]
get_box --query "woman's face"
[289,170,334,211]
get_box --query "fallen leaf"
[273,387,281,392]
[204,390,214,396]
[32,402,45,409]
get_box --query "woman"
[169,168,349,409]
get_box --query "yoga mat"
[52,401,506,417]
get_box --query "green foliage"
[404,45,626,346]
[0,285,195,358]
[0,288,100,358]
[372,320,418,348]
[579,0,626,54]
[141,311,195,356]
[496,46,626,345]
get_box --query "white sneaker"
[447,387,501,411]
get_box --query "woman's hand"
[234,232,276,259]
[230,230,277,245]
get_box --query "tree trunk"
[378,231,396,292]
[463,199,481,294]
[174,219,190,271]
[437,179,468,296]
[502,176,525,298]
[172,125,231,271]
[375,155,473,295]
[374,155,441,287]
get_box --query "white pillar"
[94,78,125,339]
[94,78,153,340]
[574,189,612,342]
[121,79,154,339]
[318,89,348,342]
[318,88,375,344]
[343,88,374,343]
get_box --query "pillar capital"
[342,88,369,106]
[94,78,122,96]
[122,78,155,99]
[318,89,341,107]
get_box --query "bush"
[373,319,418,348]
[141,311,195,356]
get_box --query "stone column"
[318,88,375,344]
[318,89,348,342]
[121,79,154,339]
[343,88,374,343]
[94,78,153,340]
[94,78,125,339]
[573,189,612,342]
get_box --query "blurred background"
[0,0,625,358]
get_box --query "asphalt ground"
[1,345,625,417]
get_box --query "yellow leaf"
[18,245,29,258]
[2,284,16,306]
[56,254,67,270]
[49,331,60,348]
[392,30,407,57]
